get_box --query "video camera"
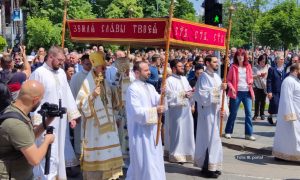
[37,99,66,175]
[38,99,66,130]
[38,100,66,118]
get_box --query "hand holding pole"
[155,0,175,146]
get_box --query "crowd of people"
[0,44,299,180]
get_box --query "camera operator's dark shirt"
[0,104,34,180]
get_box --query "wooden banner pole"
[61,0,69,49]
[155,0,175,146]
[220,5,235,137]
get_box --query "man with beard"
[76,51,123,180]
[272,63,300,162]
[165,59,195,164]
[29,46,81,179]
[125,61,166,180]
[0,80,55,179]
[193,55,228,178]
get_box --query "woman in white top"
[225,49,256,141]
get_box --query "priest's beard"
[213,67,219,72]
[176,72,184,76]
[140,75,148,82]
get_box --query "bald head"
[18,80,44,100]
[115,51,125,58]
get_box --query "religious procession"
[0,0,300,180]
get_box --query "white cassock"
[125,80,166,180]
[69,69,90,155]
[273,75,300,161]
[166,74,195,162]
[30,63,81,179]
[76,71,123,179]
[193,71,228,171]
[164,108,170,156]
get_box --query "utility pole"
[15,0,22,43]
[10,0,13,47]
[0,0,6,38]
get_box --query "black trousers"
[254,88,267,116]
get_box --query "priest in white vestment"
[166,60,195,163]
[69,54,92,156]
[193,55,228,178]
[30,46,81,180]
[76,52,123,180]
[273,63,300,162]
[164,67,173,157]
[125,61,166,180]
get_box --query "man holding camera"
[0,80,55,180]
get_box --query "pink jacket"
[227,64,255,99]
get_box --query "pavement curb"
[222,141,273,156]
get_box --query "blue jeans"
[225,91,253,136]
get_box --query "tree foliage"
[138,0,170,18]
[256,0,300,49]
[174,0,197,22]
[26,17,61,50]
[24,0,95,49]
[105,0,143,18]
[0,36,7,52]
[223,0,268,48]
[89,0,111,18]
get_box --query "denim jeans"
[225,91,253,136]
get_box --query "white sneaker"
[224,134,231,139]
[245,135,256,141]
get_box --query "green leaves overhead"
[105,0,143,18]
[256,0,300,49]
[0,36,7,52]
[174,0,197,22]
[26,17,61,49]
[24,0,95,49]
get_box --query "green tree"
[105,0,143,18]
[174,0,196,22]
[138,0,170,18]
[0,36,7,52]
[26,17,61,50]
[223,0,267,48]
[24,0,95,49]
[25,0,95,24]
[89,0,111,18]
[256,0,300,49]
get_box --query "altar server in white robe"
[69,54,92,156]
[273,63,300,162]
[125,61,166,180]
[76,52,123,179]
[164,67,173,157]
[166,59,195,163]
[30,46,81,180]
[193,55,228,178]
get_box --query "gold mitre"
[90,51,106,67]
